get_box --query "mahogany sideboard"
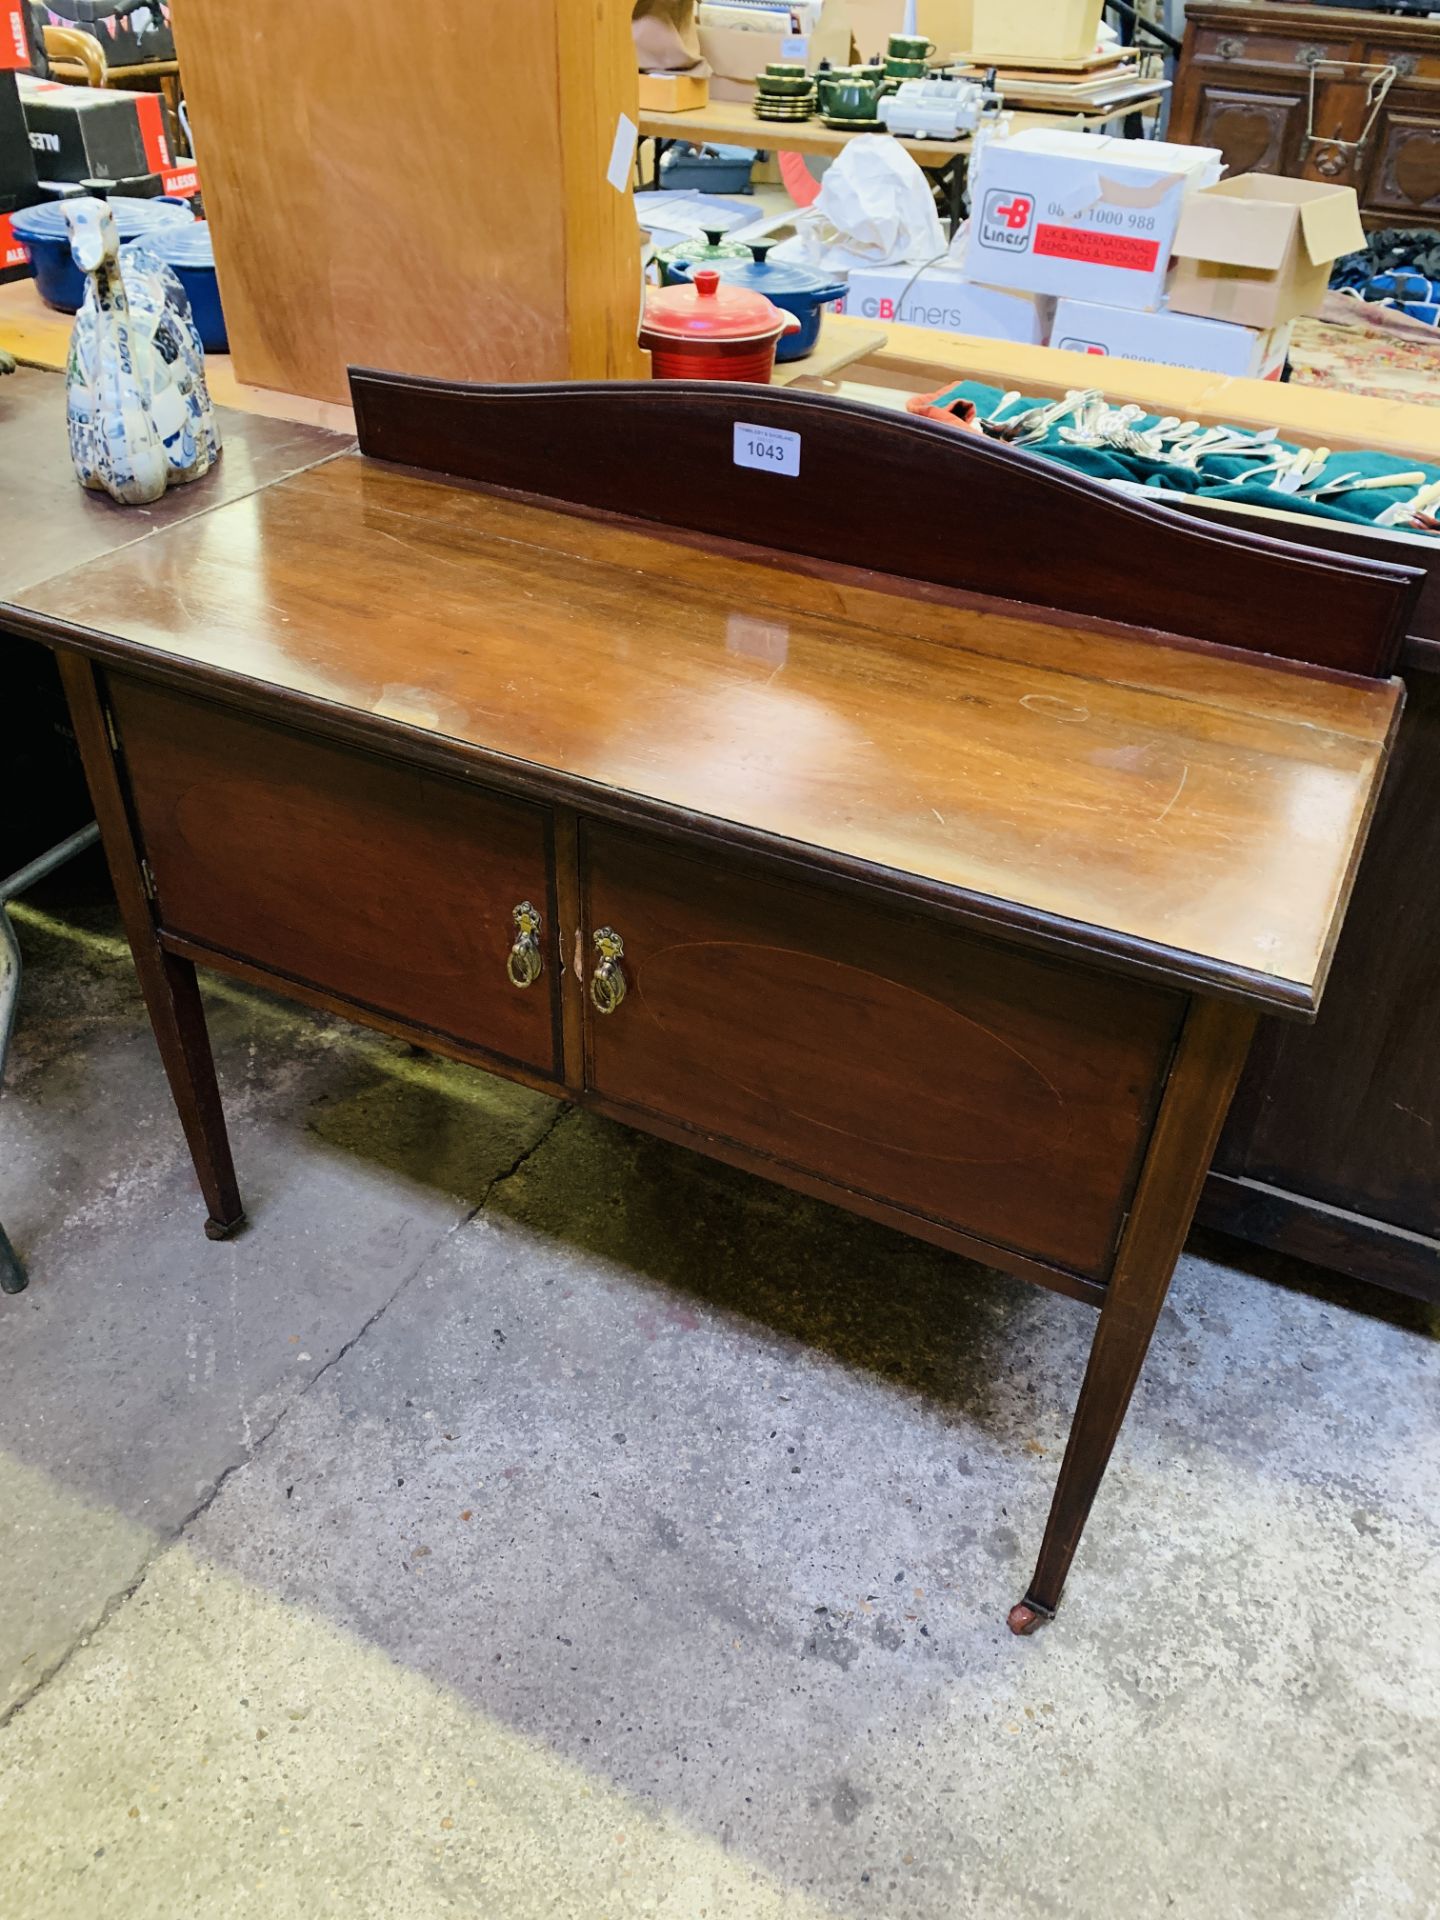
[1155,487,1440,1301]
[1170,1,1440,229]
[0,376,1416,1631]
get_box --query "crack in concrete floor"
[0,1099,574,1733]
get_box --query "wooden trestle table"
[0,375,1414,1631]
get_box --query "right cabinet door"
[1360,109,1440,228]
[581,827,1185,1282]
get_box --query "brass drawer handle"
[506,901,544,988]
[590,926,628,1015]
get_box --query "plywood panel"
[172,0,645,403]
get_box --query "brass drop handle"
[506,901,544,989]
[589,926,628,1015]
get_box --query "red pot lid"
[641,266,793,342]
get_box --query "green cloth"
[926,380,1440,533]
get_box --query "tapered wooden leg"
[1010,996,1257,1633]
[57,653,244,1239]
[143,945,245,1237]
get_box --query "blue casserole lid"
[11,196,194,243]
[133,220,216,269]
[670,244,845,302]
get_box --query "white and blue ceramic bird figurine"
[63,197,221,506]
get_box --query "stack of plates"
[754,70,816,120]
[754,91,816,120]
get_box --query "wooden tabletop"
[638,96,1166,162]
[5,451,1398,1007]
[0,365,349,603]
[638,102,969,166]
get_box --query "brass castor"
[1007,1598,1054,1636]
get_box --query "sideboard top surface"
[7,451,1399,1010]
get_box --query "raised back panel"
[349,371,1419,678]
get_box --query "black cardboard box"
[0,69,37,204]
[36,2,174,68]
[21,75,172,182]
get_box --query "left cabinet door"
[108,675,562,1080]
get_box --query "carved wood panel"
[1195,85,1307,176]
[1193,27,1356,70]
[1175,7,1440,226]
[1363,111,1440,218]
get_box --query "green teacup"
[885,57,928,78]
[888,32,933,58]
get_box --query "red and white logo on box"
[1,213,29,271]
[979,189,1035,253]
[1033,225,1159,274]
[2,3,29,69]
[134,94,174,172]
[161,163,199,199]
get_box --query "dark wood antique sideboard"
[1170,2,1440,228]
[1158,489,1440,1302]
[0,376,1417,1632]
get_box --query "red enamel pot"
[639,266,802,383]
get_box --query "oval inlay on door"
[583,825,1184,1279]
[634,940,1067,1169]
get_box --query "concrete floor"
[1,888,1437,1920]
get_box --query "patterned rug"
[1289,307,1440,407]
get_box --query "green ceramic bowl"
[765,61,807,77]
[885,57,928,78]
[756,73,816,96]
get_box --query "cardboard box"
[846,0,905,61]
[20,77,173,184]
[697,3,851,99]
[918,0,975,61]
[1168,175,1366,330]
[1051,297,1293,380]
[0,69,37,203]
[0,204,31,282]
[971,0,1102,62]
[2,5,31,72]
[964,129,1223,311]
[839,263,1053,343]
[638,71,710,113]
[77,170,162,197]
[159,157,199,201]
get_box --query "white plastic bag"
[773,136,947,273]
